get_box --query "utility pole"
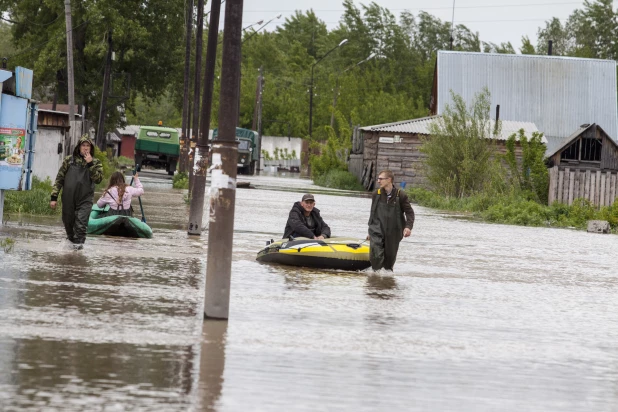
[96,30,112,151]
[180,0,194,173]
[189,0,205,194]
[256,66,264,172]
[64,0,75,153]
[188,0,222,235]
[204,0,243,319]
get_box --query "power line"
[243,2,584,13]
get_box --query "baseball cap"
[302,194,315,202]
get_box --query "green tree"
[0,0,184,134]
[520,36,536,55]
[422,88,497,198]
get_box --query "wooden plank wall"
[548,166,618,207]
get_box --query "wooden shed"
[547,123,618,207]
[351,116,541,191]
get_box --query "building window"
[581,138,602,161]
[561,140,580,161]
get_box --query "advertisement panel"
[0,94,28,190]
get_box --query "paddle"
[129,165,147,223]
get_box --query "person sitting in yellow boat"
[283,194,331,240]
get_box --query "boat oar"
[130,166,147,223]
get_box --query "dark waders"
[369,190,404,271]
[61,157,95,244]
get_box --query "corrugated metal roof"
[361,115,543,141]
[116,125,140,136]
[436,51,618,141]
[106,132,121,142]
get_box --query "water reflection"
[197,319,227,412]
[365,273,399,300]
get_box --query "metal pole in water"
[204,0,243,319]
[0,190,4,226]
[188,0,222,235]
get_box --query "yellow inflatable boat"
[256,237,371,270]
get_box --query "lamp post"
[330,52,375,128]
[309,39,348,137]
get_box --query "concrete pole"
[256,66,264,173]
[189,0,205,194]
[204,0,243,319]
[64,0,75,148]
[188,0,222,235]
[180,0,194,174]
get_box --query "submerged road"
[1,173,617,411]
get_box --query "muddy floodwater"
[1,173,618,411]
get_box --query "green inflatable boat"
[87,205,153,239]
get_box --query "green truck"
[134,126,180,175]
[212,127,259,175]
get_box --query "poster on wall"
[0,93,28,190]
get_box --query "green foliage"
[94,149,113,182]
[314,170,364,191]
[0,237,15,253]
[310,110,351,178]
[4,177,61,216]
[172,172,189,189]
[125,91,182,127]
[422,88,497,198]
[3,0,184,130]
[408,187,618,231]
[116,156,135,167]
[504,129,549,204]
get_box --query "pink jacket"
[97,177,144,210]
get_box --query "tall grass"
[314,170,364,191]
[408,187,618,230]
[4,177,61,215]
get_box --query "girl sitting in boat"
[97,171,144,217]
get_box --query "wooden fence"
[548,166,618,207]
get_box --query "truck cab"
[211,127,259,175]
[134,125,180,175]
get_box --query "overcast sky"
[230,0,609,52]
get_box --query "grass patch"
[116,156,135,167]
[407,187,618,231]
[173,172,189,189]
[4,177,61,216]
[0,237,15,253]
[313,170,364,191]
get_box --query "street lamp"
[330,52,376,128]
[309,39,348,137]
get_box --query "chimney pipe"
[548,40,553,56]
[496,104,500,122]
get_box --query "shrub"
[310,110,351,178]
[422,88,498,198]
[173,172,189,189]
[314,170,364,191]
[116,156,135,167]
[504,129,549,204]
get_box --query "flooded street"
[1,173,618,411]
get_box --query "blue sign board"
[0,94,29,190]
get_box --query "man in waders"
[50,134,103,250]
[367,170,415,271]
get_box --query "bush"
[116,156,135,167]
[422,88,497,198]
[173,172,189,189]
[314,170,364,191]
[4,176,61,216]
[310,110,351,178]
